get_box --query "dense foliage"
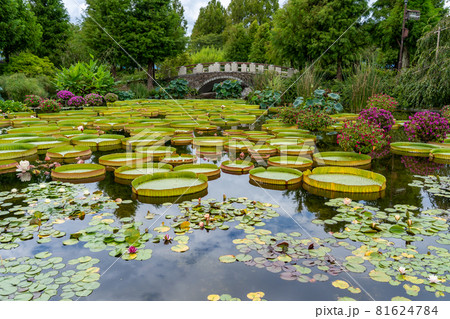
[404,111,449,143]
[293,89,343,114]
[442,105,450,120]
[278,107,334,131]
[337,119,390,154]
[365,93,398,112]
[249,89,282,109]
[5,52,56,77]
[213,80,243,99]
[0,100,29,113]
[54,59,115,95]
[0,73,47,101]
[358,107,395,133]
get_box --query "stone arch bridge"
[166,62,298,94]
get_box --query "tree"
[0,0,42,62]
[227,0,279,26]
[272,0,368,80]
[371,0,447,67]
[121,0,187,89]
[29,0,71,66]
[191,0,227,38]
[224,23,252,61]
[394,16,450,108]
[249,22,272,63]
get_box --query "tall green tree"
[29,0,71,66]
[191,0,227,38]
[248,22,272,63]
[272,0,368,80]
[0,0,42,62]
[190,0,227,50]
[227,0,279,26]
[371,0,446,68]
[224,23,253,61]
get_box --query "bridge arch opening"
[197,77,249,94]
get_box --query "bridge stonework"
[167,62,298,93]
[177,72,255,93]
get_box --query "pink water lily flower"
[239,152,245,159]
[343,198,352,205]
[45,156,51,161]
[77,125,84,132]
[77,159,85,164]
[128,246,137,254]
[429,275,439,284]
[398,267,406,275]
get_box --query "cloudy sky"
[62,0,289,34]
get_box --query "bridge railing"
[176,62,298,77]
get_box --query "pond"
[0,115,449,302]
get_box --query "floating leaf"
[207,294,220,301]
[219,255,236,263]
[369,270,390,282]
[171,244,189,253]
[332,280,350,289]
[404,284,420,296]
[391,296,411,301]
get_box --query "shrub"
[404,111,449,143]
[129,83,151,99]
[337,119,390,154]
[190,46,226,64]
[115,90,135,101]
[104,93,118,103]
[68,96,85,108]
[249,89,282,109]
[38,99,61,113]
[293,89,343,114]
[5,52,56,77]
[84,93,103,106]
[0,100,30,113]
[365,94,398,112]
[278,107,334,131]
[55,58,115,95]
[213,80,242,99]
[155,79,190,99]
[57,90,75,101]
[358,107,395,133]
[24,95,43,109]
[442,105,450,120]
[0,73,47,101]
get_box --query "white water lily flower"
[398,267,406,275]
[11,188,18,193]
[77,125,84,131]
[18,172,31,182]
[39,183,46,188]
[44,199,51,203]
[58,187,66,193]
[16,160,31,173]
[83,190,90,196]
[429,275,439,284]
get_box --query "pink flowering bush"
[56,90,74,100]
[38,99,61,113]
[366,94,398,112]
[84,93,103,106]
[358,107,395,133]
[404,111,449,143]
[401,156,444,176]
[337,119,390,154]
[24,95,42,108]
[442,105,450,120]
[68,96,85,107]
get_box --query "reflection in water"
[0,125,449,301]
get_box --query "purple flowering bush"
[84,93,103,106]
[366,94,398,112]
[38,99,61,113]
[23,95,42,108]
[404,111,449,143]
[56,90,74,100]
[442,105,450,120]
[68,96,85,107]
[358,107,395,133]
